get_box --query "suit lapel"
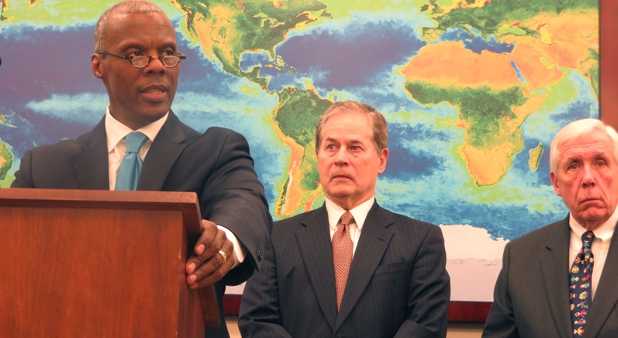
[585,223,618,338]
[538,218,573,338]
[138,111,189,191]
[296,207,338,332]
[72,118,109,190]
[334,204,394,331]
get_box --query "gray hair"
[549,118,618,174]
[315,101,388,155]
[94,0,164,52]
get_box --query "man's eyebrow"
[158,42,177,50]
[116,42,145,51]
[587,151,611,159]
[116,41,177,52]
[564,151,611,162]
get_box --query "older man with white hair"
[483,118,618,338]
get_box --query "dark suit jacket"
[12,111,272,338]
[239,203,450,338]
[482,216,618,338]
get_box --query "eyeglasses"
[97,51,186,69]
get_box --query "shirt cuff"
[218,225,246,268]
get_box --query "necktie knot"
[125,132,148,154]
[340,211,354,227]
[581,231,595,251]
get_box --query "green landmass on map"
[275,88,329,190]
[405,81,534,186]
[528,142,543,171]
[177,0,328,83]
[275,88,331,147]
[583,48,599,97]
[0,140,13,181]
[0,0,598,231]
[406,82,524,148]
[422,0,598,39]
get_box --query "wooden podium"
[0,188,219,337]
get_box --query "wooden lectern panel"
[0,189,218,338]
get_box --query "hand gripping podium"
[0,188,220,337]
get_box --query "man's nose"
[334,149,349,164]
[581,164,597,188]
[145,56,167,74]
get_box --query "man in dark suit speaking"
[11,1,271,337]
[483,118,618,338]
[239,101,450,338]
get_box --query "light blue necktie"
[115,132,148,191]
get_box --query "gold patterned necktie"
[332,211,354,310]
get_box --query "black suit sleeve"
[395,224,450,338]
[482,242,519,338]
[11,150,34,188]
[195,130,272,285]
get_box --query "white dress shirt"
[105,108,164,190]
[325,196,375,255]
[568,205,618,300]
[104,107,245,265]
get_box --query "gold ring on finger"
[218,250,227,264]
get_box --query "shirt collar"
[105,106,168,153]
[569,205,618,242]
[325,196,375,232]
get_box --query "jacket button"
[256,250,262,262]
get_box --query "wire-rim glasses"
[97,51,186,69]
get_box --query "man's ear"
[550,171,562,196]
[91,53,104,79]
[377,148,389,174]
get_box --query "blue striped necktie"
[115,132,148,191]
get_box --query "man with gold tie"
[483,118,618,338]
[11,1,271,337]
[239,101,450,338]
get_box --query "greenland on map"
[0,0,599,301]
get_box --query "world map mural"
[0,0,599,301]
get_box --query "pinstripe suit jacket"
[239,203,450,338]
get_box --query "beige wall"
[225,317,484,337]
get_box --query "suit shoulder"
[179,123,201,139]
[394,212,435,227]
[203,126,245,139]
[382,208,439,231]
[28,125,105,159]
[192,127,249,149]
[272,208,325,234]
[274,209,320,227]
[508,217,567,248]
[370,208,445,246]
[28,138,83,159]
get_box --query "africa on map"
[0,0,599,300]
